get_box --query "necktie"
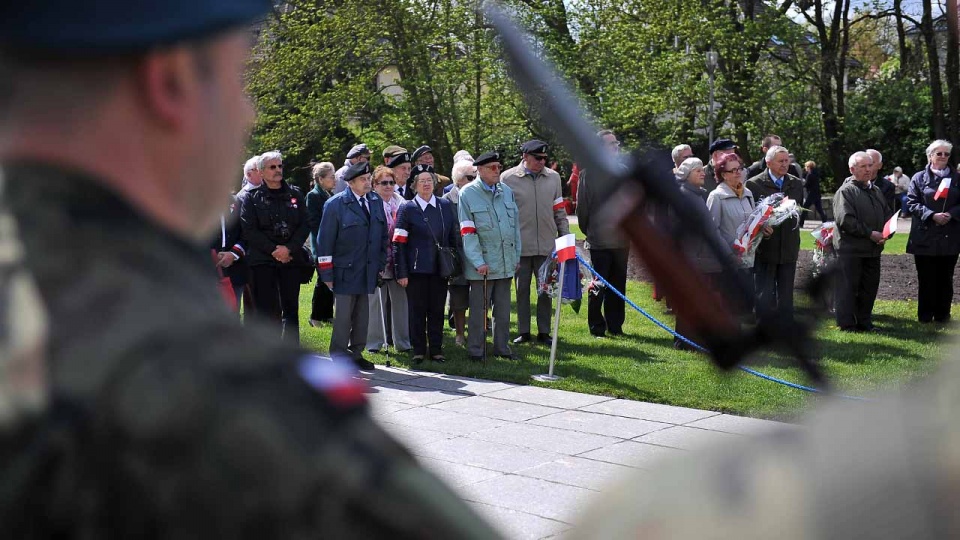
[360,196,370,219]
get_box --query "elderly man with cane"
[458,151,522,362]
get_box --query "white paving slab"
[577,441,680,468]
[469,423,620,456]
[398,374,518,395]
[417,457,504,488]
[528,410,672,439]
[634,425,741,450]
[379,407,509,436]
[377,422,457,448]
[428,395,563,422]
[684,413,797,435]
[579,399,719,424]
[362,366,423,383]
[367,399,418,417]
[366,381,469,406]
[468,502,571,540]
[514,456,637,492]
[461,474,596,523]
[414,436,562,473]
[485,385,614,409]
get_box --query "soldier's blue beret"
[0,1,272,55]
[520,140,548,156]
[472,151,501,167]
[346,144,370,159]
[708,138,737,154]
[343,162,371,182]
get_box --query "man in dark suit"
[306,161,336,325]
[317,162,389,370]
[745,145,804,322]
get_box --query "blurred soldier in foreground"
[0,2,499,538]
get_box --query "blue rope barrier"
[574,253,868,401]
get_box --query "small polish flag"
[882,213,898,238]
[317,256,333,271]
[555,233,577,263]
[553,197,565,211]
[935,177,951,200]
[392,228,409,243]
[460,220,477,236]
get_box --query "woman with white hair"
[673,157,722,350]
[443,159,477,346]
[905,140,960,323]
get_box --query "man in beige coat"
[501,139,569,345]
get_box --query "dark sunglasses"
[934,151,951,157]
[268,164,283,170]
[378,180,396,186]
[464,175,476,181]
[531,155,547,162]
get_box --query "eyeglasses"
[934,151,951,157]
[268,164,283,170]
[484,164,502,171]
[378,180,396,186]
[723,167,744,174]
[531,155,547,162]
[464,175,476,181]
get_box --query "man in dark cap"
[388,151,416,200]
[382,144,407,164]
[334,143,371,194]
[0,3,499,537]
[501,139,569,345]
[460,151,522,360]
[412,145,452,195]
[317,162,389,370]
[703,138,738,192]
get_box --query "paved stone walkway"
[362,366,795,539]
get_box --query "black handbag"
[293,245,315,284]
[425,203,463,280]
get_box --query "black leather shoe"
[536,333,552,346]
[608,329,625,337]
[412,354,425,365]
[512,333,532,344]
[431,354,446,363]
[354,357,375,370]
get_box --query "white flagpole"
[534,260,565,382]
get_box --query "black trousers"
[588,247,629,335]
[753,261,797,321]
[407,274,448,355]
[310,280,334,321]
[799,193,826,226]
[914,254,959,322]
[250,265,302,344]
[835,255,881,329]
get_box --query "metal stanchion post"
[533,260,565,382]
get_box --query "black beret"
[346,144,370,159]
[708,138,738,154]
[0,1,271,55]
[386,152,411,168]
[473,151,501,167]
[411,145,433,164]
[410,164,436,179]
[343,162,371,182]
[520,139,548,155]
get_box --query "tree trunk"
[945,0,960,146]
[893,0,911,74]
[921,0,947,139]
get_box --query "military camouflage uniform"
[0,163,500,539]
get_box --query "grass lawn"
[799,229,908,254]
[298,280,953,420]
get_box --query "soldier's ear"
[135,47,201,133]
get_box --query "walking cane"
[378,285,391,364]
[482,274,488,363]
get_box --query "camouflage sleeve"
[109,336,502,539]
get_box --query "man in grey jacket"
[833,151,889,332]
[502,139,570,345]
[577,130,630,337]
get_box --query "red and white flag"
[935,177,951,200]
[392,228,408,243]
[555,233,576,263]
[882,213,898,238]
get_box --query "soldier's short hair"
[848,151,872,169]
[257,150,283,171]
[243,156,260,177]
[671,144,692,167]
[866,149,883,165]
[761,134,781,149]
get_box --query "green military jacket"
[833,177,889,257]
[457,178,522,280]
[0,162,500,539]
